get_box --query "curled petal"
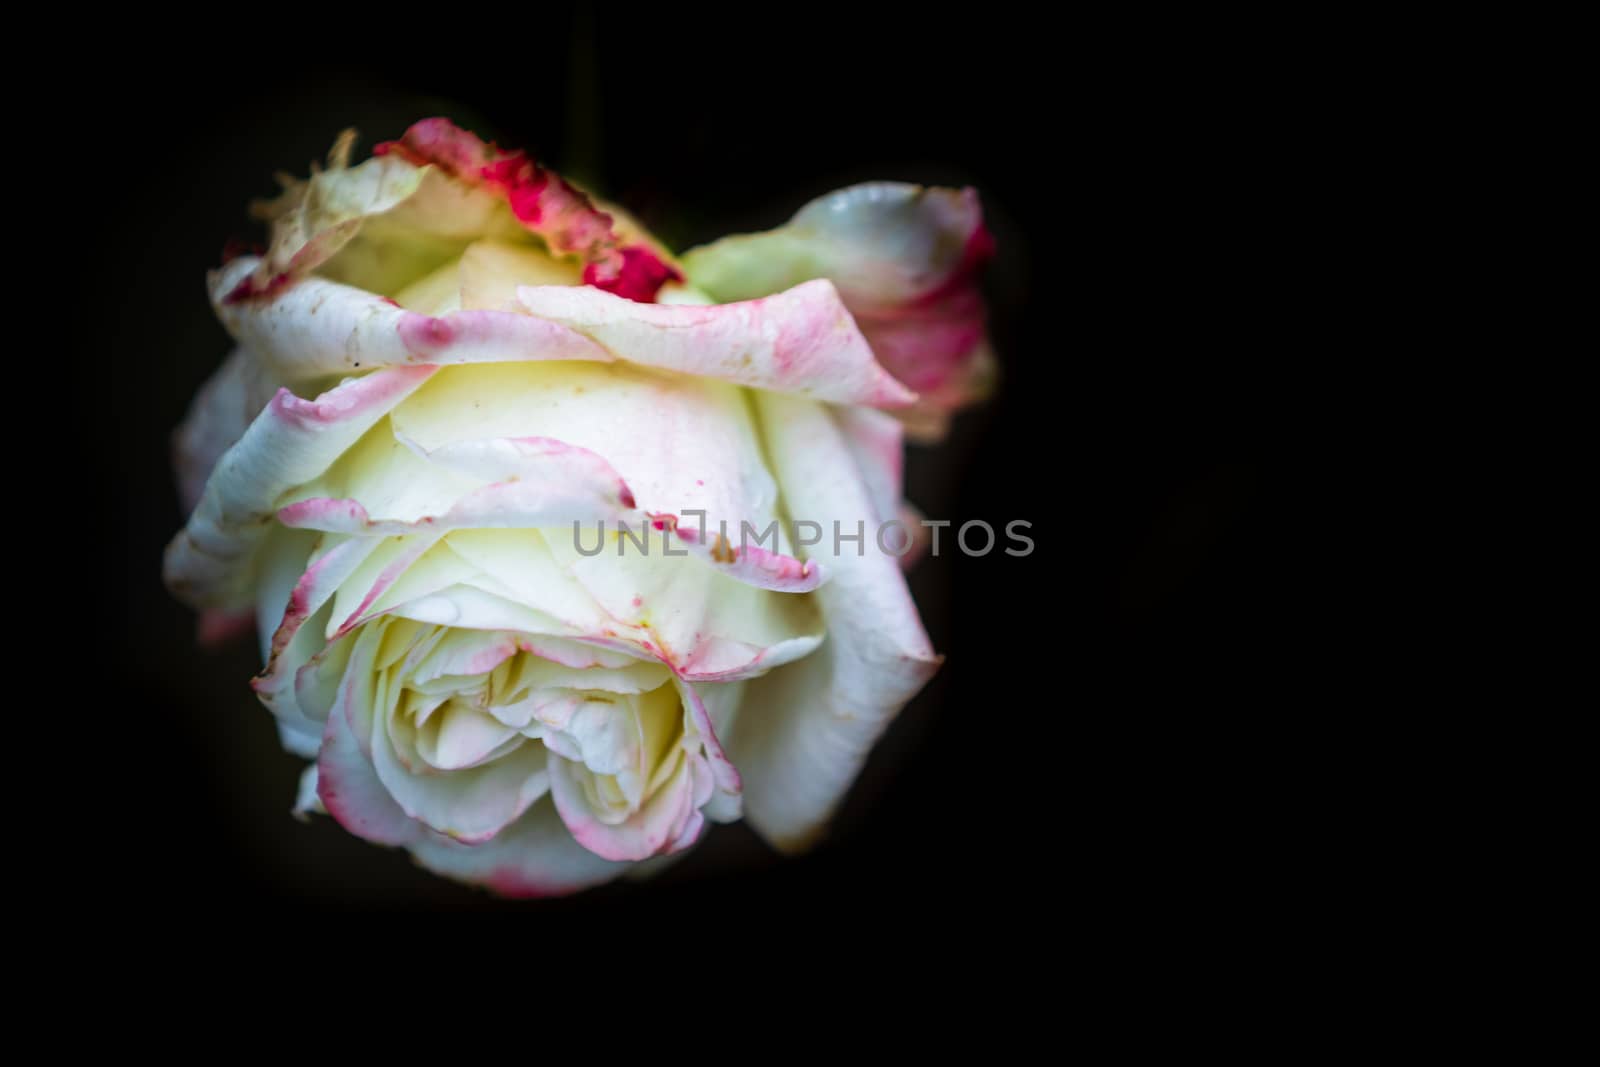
[675,675,741,801]
[224,137,429,302]
[164,365,437,612]
[210,257,611,387]
[681,182,994,435]
[371,703,551,844]
[315,626,418,846]
[546,675,739,862]
[548,751,697,862]
[277,435,638,536]
[250,531,383,734]
[375,117,681,302]
[516,280,916,407]
[272,366,829,672]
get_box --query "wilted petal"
[223,135,432,301]
[374,117,681,302]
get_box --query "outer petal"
[249,527,352,744]
[373,117,681,302]
[833,406,928,568]
[173,347,276,513]
[732,393,942,851]
[223,133,431,301]
[680,182,994,435]
[223,122,663,303]
[210,257,612,386]
[833,405,906,528]
[407,798,629,898]
[315,626,419,846]
[277,436,637,536]
[516,280,916,407]
[164,365,437,611]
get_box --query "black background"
[62,12,1321,938]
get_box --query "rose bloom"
[165,119,992,895]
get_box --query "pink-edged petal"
[387,361,789,572]
[407,798,629,898]
[318,696,419,846]
[380,368,827,663]
[681,182,994,434]
[323,534,445,640]
[250,533,383,740]
[546,674,738,862]
[371,709,550,844]
[211,257,612,386]
[261,536,383,671]
[374,117,681,303]
[732,392,941,851]
[543,528,824,682]
[164,365,437,612]
[662,513,824,592]
[675,675,742,802]
[315,627,419,846]
[547,751,698,862]
[252,532,453,751]
[516,280,916,407]
[277,435,637,536]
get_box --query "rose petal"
[225,136,431,300]
[315,626,418,846]
[164,365,437,612]
[516,280,916,407]
[548,748,696,862]
[278,434,637,535]
[407,798,629,898]
[173,347,277,514]
[831,405,904,528]
[681,182,994,435]
[731,392,941,850]
[211,257,612,387]
[374,117,681,302]
[373,696,551,843]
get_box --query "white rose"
[166,119,990,895]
